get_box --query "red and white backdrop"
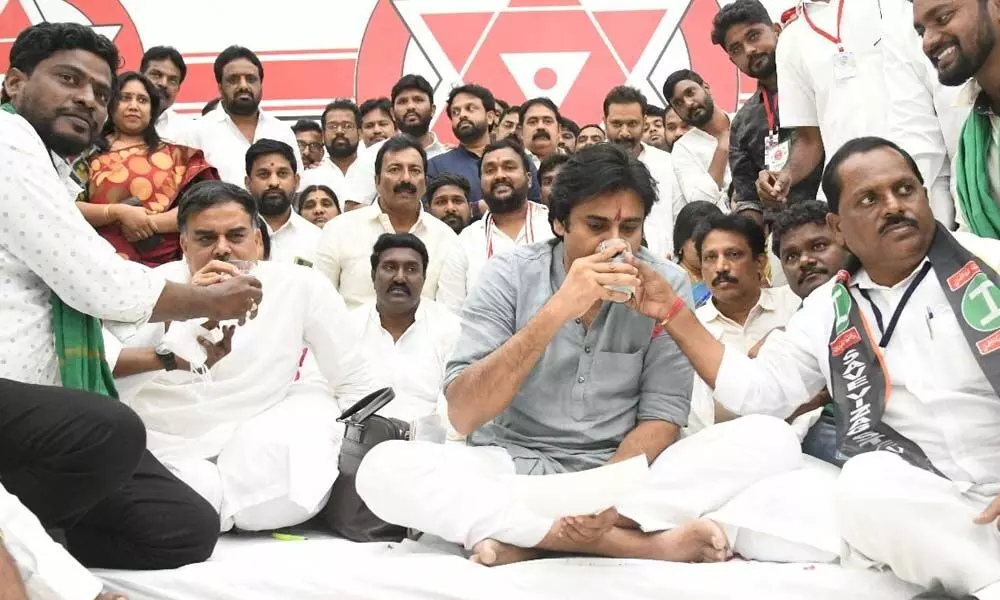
[0,0,791,144]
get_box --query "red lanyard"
[762,90,778,134]
[801,0,846,52]
[485,205,534,258]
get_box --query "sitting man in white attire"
[436,137,554,313]
[356,144,803,567]
[648,137,1000,600]
[349,232,460,422]
[112,180,378,532]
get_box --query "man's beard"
[20,98,98,157]
[225,91,259,116]
[687,96,715,128]
[155,85,173,109]
[453,118,487,145]
[327,135,359,158]
[483,180,529,215]
[611,137,641,157]
[440,213,466,233]
[397,111,432,138]
[933,16,996,86]
[257,190,291,216]
[747,52,777,80]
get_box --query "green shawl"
[1,103,118,397]
[955,107,1000,239]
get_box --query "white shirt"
[267,210,322,265]
[314,203,459,310]
[342,134,450,206]
[297,158,352,201]
[0,109,165,387]
[777,0,894,164]
[715,232,1000,485]
[688,286,802,433]
[883,0,969,229]
[954,79,998,233]
[175,108,303,186]
[349,299,460,421]
[117,260,376,459]
[436,202,554,313]
[671,126,732,207]
[154,107,192,143]
[638,142,690,259]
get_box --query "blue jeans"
[801,409,839,466]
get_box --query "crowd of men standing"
[1,0,1000,598]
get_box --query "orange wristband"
[659,296,686,327]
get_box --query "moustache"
[58,108,95,128]
[878,214,919,235]
[388,283,411,296]
[393,182,418,194]
[234,90,254,99]
[490,178,514,193]
[798,265,829,285]
[457,119,474,129]
[712,272,738,286]
[332,134,349,144]
[532,129,551,141]
[404,110,421,120]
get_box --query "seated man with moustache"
[355,144,802,567]
[110,180,378,533]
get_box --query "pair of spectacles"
[298,142,324,152]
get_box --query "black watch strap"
[154,346,178,372]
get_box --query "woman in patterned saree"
[75,72,217,266]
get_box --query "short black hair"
[298,184,341,214]
[644,105,666,119]
[140,46,187,82]
[579,123,605,135]
[663,69,706,104]
[559,117,580,137]
[501,105,522,121]
[495,98,511,113]
[201,97,220,116]
[538,152,572,181]
[292,119,322,136]
[321,99,361,128]
[822,136,923,213]
[3,22,119,103]
[426,173,471,201]
[548,144,657,238]
[673,200,724,258]
[213,45,263,84]
[375,134,428,176]
[603,85,648,117]
[481,137,532,173]
[359,97,392,120]
[694,213,767,259]
[771,200,831,258]
[391,74,434,105]
[521,97,561,122]
[257,215,271,260]
[101,72,162,150]
[446,84,496,116]
[711,0,773,47]
[245,138,298,177]
[178,181,259,233]
[370,232,429,277]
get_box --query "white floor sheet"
[95,534,922,600]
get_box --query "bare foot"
[469,538,543,567]
[646,519,731,563]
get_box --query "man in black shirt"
[712,0,822,210]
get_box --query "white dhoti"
[159,392,344,532]
[836,451,1000,599]
[357,415,804,552]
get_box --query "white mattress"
[95,535,922,600]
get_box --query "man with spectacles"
[298,99,363,205]
[292,120,325,170]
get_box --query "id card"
[833,50,856,80]
[764,133,790,171]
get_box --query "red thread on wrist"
[660,297,686,327]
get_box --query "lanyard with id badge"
[801,0,856,80]
[762,90,789,171]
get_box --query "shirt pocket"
[924,302,993,394]
[582,349,644,422]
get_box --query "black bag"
[320,387,410,543]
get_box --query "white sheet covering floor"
[94,534,924,600]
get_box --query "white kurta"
[267,210,322,265]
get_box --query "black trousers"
[0,378,218,569]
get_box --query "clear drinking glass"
[597,238,634,300]
[227,259,257,275]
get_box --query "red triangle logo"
[510,0,580,6]
[424,12,495,73]
[593,10,668,72]
[0,1,32,39]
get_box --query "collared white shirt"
[267,210,322,265]
[0,109,165,387]
[687,286,802,433]
[436,202,554,313]
[154,107,192,143]
[342,134,449,206]
[314,203,459,309]
[349,299,461,421]
[297,158,353,201]
[954,79,999,233]
[777,0,897,165]
[639,142,694,259]
[883,0,969,229]
[174,108,303,185]
[715,232,1000,486]
[671,126,732,208]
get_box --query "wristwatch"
[154,343,178,372]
